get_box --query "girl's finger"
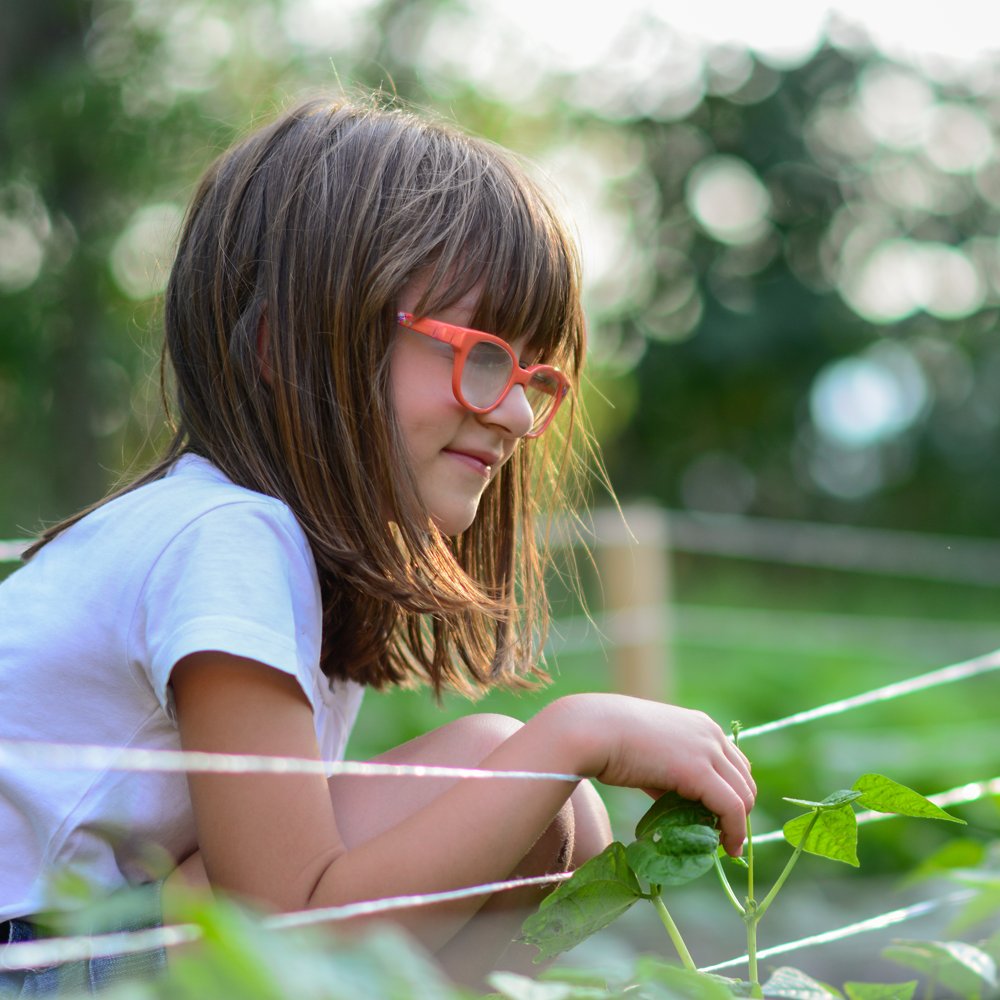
[696,780,749,856]
[723,740,756,795]
[713,755,756,813]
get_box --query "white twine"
[0,650,996,971]
[0,740,580,783]
[266,871,573,928]
[0,873,571,971]
[699,889,976,973]
[2,775,996,971]
[0,646,995,780]
[737,648,1000,741]
[0,925,200,972]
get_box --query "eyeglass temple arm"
[397,312,461,346]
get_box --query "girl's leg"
[325,713,611,985]
[165,712,612,984]
[434,767,610,986]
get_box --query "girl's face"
[391,278,535,536]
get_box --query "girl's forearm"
[305,697,595,947]
[304,688,753,950]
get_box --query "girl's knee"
[444,712,524,761]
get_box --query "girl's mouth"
[443,449,496,478]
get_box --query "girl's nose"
[480,383,534,439]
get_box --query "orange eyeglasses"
[396,312,570,437]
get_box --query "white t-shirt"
[0,455,364,920]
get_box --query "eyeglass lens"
[462,341,560,432]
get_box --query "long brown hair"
[30,95,590,695]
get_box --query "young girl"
[0,95,754,991]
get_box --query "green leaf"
[488,970,610,999]
[982,927,1000,961]
[782,790,863,810]
[161,900,465,1000]
[852,774,966,824]
[633,957,747,999]
[717,844,750,869]
[520,842,643,961]
[760,966,842,997]
[882,939,998,994]
[628,792,720,888]
[538,968,613,988]
[843,983,917,1000]
[783,804,859,866]
[948,886,1000,936]
[938,858,1000,934]
[626,824,719,886]
[903,837,986,886]
[636,792,718,841]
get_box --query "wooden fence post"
[591,504,673,701]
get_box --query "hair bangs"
[405,143,586,385]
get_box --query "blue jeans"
[0,884,165,997]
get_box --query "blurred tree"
[0,0,232,530]
[3,1,1000,541]
[524,35,1000,534]
[1,1,115,527]
[0,0,444,533]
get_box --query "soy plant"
[520,730,967,997]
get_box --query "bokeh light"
[109,203,183,300]
[810,340,929,449]
[685,156,771,246]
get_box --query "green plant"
[519,727,985,998]
[57,893,475,1000]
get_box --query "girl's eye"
[510,343,539,368]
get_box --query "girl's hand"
[547,693,756,856]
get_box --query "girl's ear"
[256,310,274,385]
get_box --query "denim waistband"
[0,883,165,997]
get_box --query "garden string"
[0,647,996,971]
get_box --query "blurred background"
[2,0,999,979]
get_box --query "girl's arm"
[172,652,754,949]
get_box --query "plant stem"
[742,814,762,994]
[755,811,819,920]
[742,810,820,998]
[713,856,745,915]
[652,891,697,971]
[745,908,762,998]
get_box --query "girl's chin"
[430,504,480,537]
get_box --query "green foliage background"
[2,0,999,987]
[5,2,1000,535]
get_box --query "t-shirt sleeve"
[132,501,323,719]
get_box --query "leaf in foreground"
[520,842,642,961]
[488,970,610,1000]
[759,966,842,998]
[852,774,966,824]
[783,803,859,866]
[882,939,998,995]
[633,957,747,999]
[903,838,986,886]
[782,789,863,811]
[626,823,719,886]
[635,792,717,841]
[843,982,917,1000]
[946,877,1000,936]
